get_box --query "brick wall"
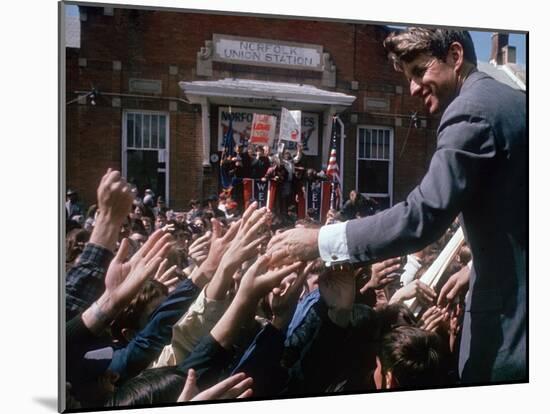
[66,6,438,211]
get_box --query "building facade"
[66,6,440,211]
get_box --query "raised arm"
[66,169,135,318]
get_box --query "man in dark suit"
[267,28,526,384]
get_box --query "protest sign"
[279,108,301,144]
[249,114,277,145]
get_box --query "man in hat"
[66,188,84,221]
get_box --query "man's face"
[155,215,166,229]
[401,53,458,115]
[142,217,152,232]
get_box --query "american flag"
[326,116,341,210]
[222,113,236,156]
[220,113,236,190]
[326,116,340,183]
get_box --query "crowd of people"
[65,167,472,410]
[64,26,526,411]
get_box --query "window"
[125,112,167,150]
[356,126,393,209]
[123,111,169,204]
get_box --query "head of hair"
[105,366,185,407]
[379,325,447,388]
[383,28,477,69]
[130,218,147,235]
[110,280,168,344]
[375,303,417,336]
[66,228,91,263]
[86,204,98,219]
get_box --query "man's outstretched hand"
[266,227,321,263]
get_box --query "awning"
[180,78,356,110]
[180,78,355,168]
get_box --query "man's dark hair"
[105,367,185,407]
[379,325,447,388]
[110,280,167,344]
[384,28,477,68]
[375,303,417,335]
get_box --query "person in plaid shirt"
[66,168,134,319]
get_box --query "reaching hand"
[90,169,135,251]
[223,202,270,267]
[199,218,240,276]
[448,302,464,353]
[178,369,253,402]
[82,229,172,333]
[269,261,311,330]
[389,279,436,307]
[360,257,403,293]
[266,227,320,263]
[419,305,449,333]
[96,169,134,224]
[187,230,212,266]
[437,265,470,307]
[105,229,173,292]
[237,254,304,302]
[153,258,180,292]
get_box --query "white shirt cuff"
[318,221,351,266]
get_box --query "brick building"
[65,5,440,211]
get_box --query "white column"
[199,97,211,167]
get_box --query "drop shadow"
[33,397,58,412]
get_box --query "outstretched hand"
[360,257,403,293]
[96,169,134,226]
[178,369,253,402]
[223,202,271,267]
[187,230,212,266]
[104,228,172,291]
[90,168,135,251]
[419,306,449,333]
[437,265,470,307]
[389,279,436,307]
[153,258,180,293]
[198,218,240,277]
[269,261,311,330]
[266,227,320,263]
[82,229,172,333]
[237,254,304,302]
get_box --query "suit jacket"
[345,71,526,383]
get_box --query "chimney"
[502,45,517,64]
[490,32,509,65]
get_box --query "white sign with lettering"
[279,108,301,144]
[213,34,323,71]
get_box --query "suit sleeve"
[345,105,496,263]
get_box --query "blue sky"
[471,31,526,65]
[65,5,525,65]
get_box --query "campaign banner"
[243,178,277,210]
[249,113,277,146]
[306,181,331,223]
[218,107,319,155]
[279,108,301,144]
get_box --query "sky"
[470,31,525,65]
[65,5,526,65]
